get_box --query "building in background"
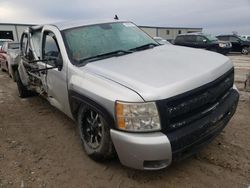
[139,26,202,43]
[0,23,202,43]
[0,23,33,41]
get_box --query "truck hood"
[83,45,233,101]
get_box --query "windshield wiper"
[78,50,133,64]
[129,43,158,52]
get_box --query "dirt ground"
[0,55,250,188]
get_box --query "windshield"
[63,22,158,64]
[238,36,248,41]
[204,34,218,41]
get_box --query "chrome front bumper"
[110,130,172,170]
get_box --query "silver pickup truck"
[16,19,239,170]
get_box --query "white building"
[0,23,33,41]
[139,26,202,42]
[0,23,202,43]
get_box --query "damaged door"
[41,30,70,115]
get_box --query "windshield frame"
[61,21,158,65]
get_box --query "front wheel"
[242,47,249,55]
[77,105,114,161]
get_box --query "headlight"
[115,101,161,132]
[219,43,226,48]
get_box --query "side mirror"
[54,54,63,71]
[203,39,207,43]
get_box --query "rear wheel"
[77,105,114,161]
[15,71,33,98]
[6,62,9,73]
[1,63,4,72]
[242,47,249,55]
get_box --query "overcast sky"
[0,0,249,34]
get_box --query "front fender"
[67,68,144,126]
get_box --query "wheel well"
[69,90,116,129]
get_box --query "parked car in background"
[174,33,232,55]
[153,37,172,45]
[15,20,239,170]
[241,35,250,41]
[0,41,20,80]
[216,35,250,54]
[0,39,13,49]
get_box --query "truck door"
[229,36,241,52]
[186,35,196,48]
[41,30,71,117]
[195,35,207,49]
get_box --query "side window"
[229,36,239,42]
[186,35,196,42]
[43,32,60,66]
[196,36,206,43]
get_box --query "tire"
[241,47,249,55]
[1,62,8,72]
[15,70,33,98]
[6,62,9,73]
[77,105,114,161]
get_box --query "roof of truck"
[31,19,127,31]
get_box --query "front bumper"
[110,130,172,170]
[111,89,239,170]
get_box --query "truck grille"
[156,68,234,133]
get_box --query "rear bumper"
[111,89,239,170]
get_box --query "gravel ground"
[0,54,250,188]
